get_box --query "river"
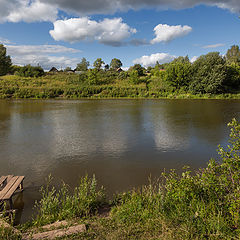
[0,99,239,222]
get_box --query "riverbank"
[1,119,240,240]
[1,74,240,100]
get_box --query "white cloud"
[190,56,198,63]
[151,24,192,44]
[6,44,81,70]
[0,0,57,23]
[0,0,239,23]
[6,44,80,55]
[133,53,176,67]
[50,17,137,46]
[0,37,12,44]
[202,43,225,49]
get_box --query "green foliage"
[93,58,105,71]
[64,67,72,72]
[190,52,227,94]
[87,69,101,85]
[0,206,21,240]
[33,175,105,226]
[129,64,145,76]
[0,44,12,76]
[15,65,44,78]
[165,60,192,90]
[129,70,140,84]
[110,58,122,70]
[76,58,90,71]
[226,45,240,65]
[225,64,240,90]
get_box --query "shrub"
[15,65,44,78]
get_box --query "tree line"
[0,44,240,94]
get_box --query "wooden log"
[22,224,86,240]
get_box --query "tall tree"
[226,45,240,65]
[129,64,145,76]
[165,60,192,90]
[76,57,90,71]
[110,58,122,70]
[0,44,12,76]
[93,58,105,71]
[190,52,227,94]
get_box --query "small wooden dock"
[0,175,24,209]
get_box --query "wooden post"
[20,181,23,190]
[9,198,13,209]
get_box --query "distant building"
[75,71,85,74]
[49,67,58,73]
[116,68,123,72]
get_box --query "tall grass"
[32,175,105,226]
[0,74,239,99]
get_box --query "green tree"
[129,70,140,84]
[110,58,122,70]
[165,59,192,90]
[87,68,100,85]
[0,44,12,76]
[64,67,72,72]
[93,58,105,71]
[76,57,90,71]
[226,45,240,65]
[16,65,44,77]
[190,52,227,94]
[129,64,145,76]
[225,63,240,90]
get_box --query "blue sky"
[0,0,239,70]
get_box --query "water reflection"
[0,99,239,222]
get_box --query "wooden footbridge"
[0,175,24,209]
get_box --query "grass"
[0,74,240,99]
[0,119,240,239]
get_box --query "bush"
[15,65,44,78]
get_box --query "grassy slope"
[0,74,240,99]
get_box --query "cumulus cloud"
[190,56,198,63]
[0,0,239,23]
[202,43,225,49]
[151,24,192,44]
[0,0,57,23]
[133,53,176,67]
[50,17,137,46]
[6,44,81,70]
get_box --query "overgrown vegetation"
[0,119,239,239]
[32,175,105,226]
[0,45,240,99]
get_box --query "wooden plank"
[0,176,7,186]
[0,176,18,200]
[6,175,14,183]
[3,176,25,200]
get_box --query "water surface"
[0,99,239,222]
